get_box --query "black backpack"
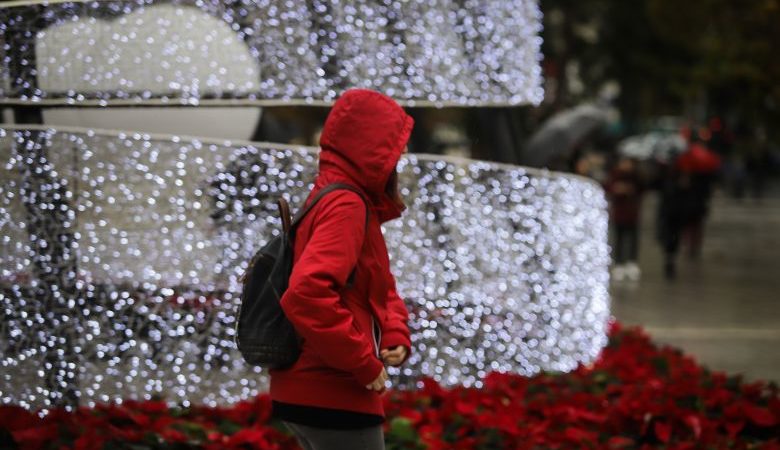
[234,183,369,369]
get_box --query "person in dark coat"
[656,162,693,279]
[605,157,644,281]
[682,171,715,259]
[269,89,414,449]
[676,133,720,260]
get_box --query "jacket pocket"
[371,315,381,358]
[340,292,378,358]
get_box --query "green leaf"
[217,419,243,436]
[479,428,505,450]
[172,421,207,442]
[388,417,417,442]
[651,356,670,377]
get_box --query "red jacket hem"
[270,371,386,416]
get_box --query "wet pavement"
[610,184,780,383]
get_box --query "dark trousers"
[612,224,639,264]
[282,420,385,450]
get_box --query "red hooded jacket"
[269,89,415,417]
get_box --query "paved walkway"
[610,184,780,383]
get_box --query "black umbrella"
[522,103,610,168]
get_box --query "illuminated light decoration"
[35,2,263,137]
[0,0,544,106]
[0,125,610,410]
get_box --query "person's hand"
[380,345,408,367]
[366,367,389,392]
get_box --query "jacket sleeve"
[279,191,384,386]
[380,275,412,365]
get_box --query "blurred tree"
[540,0,780,145]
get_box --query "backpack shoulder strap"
[290,183,370,290]
[290,183,370,232]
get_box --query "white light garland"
[0,0,544,106]
[0,125,609,410]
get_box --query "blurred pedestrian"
[680,172,716,260]
[656,162,689,279]
[745,131,770,200]
[676,132,721,260]
[725,154,747,199]
[605,157,644,281]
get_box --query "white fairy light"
[0,0,544,106]
[0,125,609,409]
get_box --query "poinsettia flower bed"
[1,321,778,450]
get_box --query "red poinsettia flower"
[3,322,780,450]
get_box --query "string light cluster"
[0,0,544,106]
[0,126,609,410]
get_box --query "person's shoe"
[612,264,627,282]
[625,262,641,281]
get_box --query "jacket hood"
[316,89,414,223]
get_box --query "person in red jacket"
[269,88,414,449]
